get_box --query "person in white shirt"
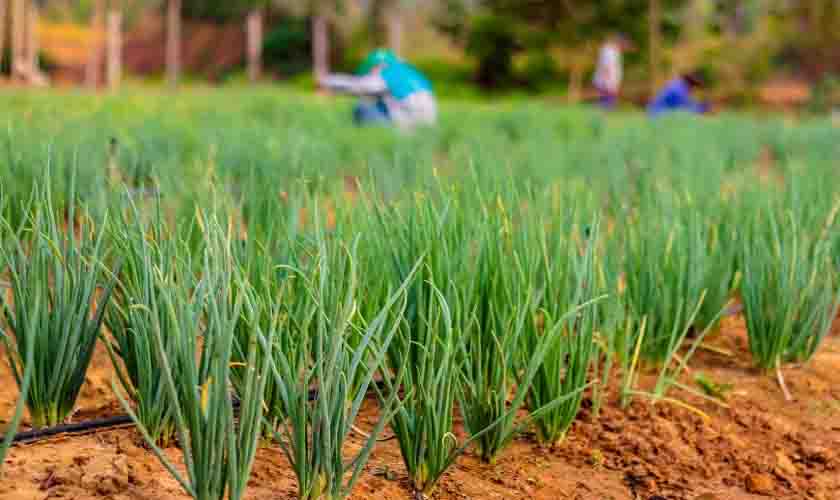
[593,34,632,109]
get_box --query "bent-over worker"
[319,49,437,129]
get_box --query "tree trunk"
[86,0,105,89]
[107,9,122,90]
[0,1,7,74]
[246,8,263,82]
[568,52,584,104]
[167,0,181,89]
[386,3,402,56]
[10,0,23,81]
[649,0,662,98]
[24,0,36,68]
[312,13,328,80]
[685,0,707,42]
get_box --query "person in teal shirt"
[319,49,437,129]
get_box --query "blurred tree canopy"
[437,0,685,90]
[182,0,271,22]
[31,0,840,105]
[432,0,840,98]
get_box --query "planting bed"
[2,316,838,500]
[1,91,840,500]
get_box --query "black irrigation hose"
[8,385,353,445]
[12,415,134,444]
[11,396,246,445]
[9,306,748,445]
[7,301,746,446]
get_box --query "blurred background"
[1,0,839,111]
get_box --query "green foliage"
[430,0,471,42]
[0,89,838,491]
[264,18,313,77]
[0,287,38,474]
[264,237,416,500]
[741,208,839,371]
[810,74,840,113]
[379,280,462,496]
[116,215,270,500]
[619,180,735,365]
[520,50,559,91]
[182,0,266,22]
[0,183,117,428]
[103,198,186,446]
[465,14,519,88]
[520,217,601,447]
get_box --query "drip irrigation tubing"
[7,384,362,445]
[5,303,746,446]
[11,415,134,444]
[4,303,745,445]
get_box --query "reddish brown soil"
[1,316,838,500]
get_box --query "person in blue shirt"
[647,72,710,117]
[319,49,437,129]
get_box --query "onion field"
[1,89,839,500]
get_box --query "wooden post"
[107,9,122,90]
[568,52,584,104]
[387,3,402,56]
[24,1,37,73]
[246,8,263,82]
[10,0,23,81]
[686,0,706,41]
[649,0,662,98]
[167,0,181,89]
[86,0,105,89]
[0,1,7,73]
[312,12,328,80]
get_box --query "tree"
[465,14,519,88]
[369,0,409,55]
[0,1,6,73]
[107,3,122,89]
[6,0,46,85]
[182,0,247,21]
[84,0,125,91]
[86,0,105,88]
[246,7,263,81]
[24,0,36,71]
[10,0,23,80]
[274,0,344,80]
[312,6,328,79]
[166,0,181,88]
[783,0,840,78]
[179,0,270,82]
[243,1,273,82]
[385,0,402,55]
[0,0,9,74]
[439,1,689,94]
[649,0,662,96]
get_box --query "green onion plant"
[264,238,417,500]
[741,208,839,399]
[0,296,39,474]
[379,280,462,497]
[521,219,601,447]
[116,215,270,500]
[103,198,187,446]
[0,187,117,427]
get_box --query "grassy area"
[1,88,839,499]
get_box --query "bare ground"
[1,315,838,500]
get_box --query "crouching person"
[648,71,710,117]
[319,49,437,129]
